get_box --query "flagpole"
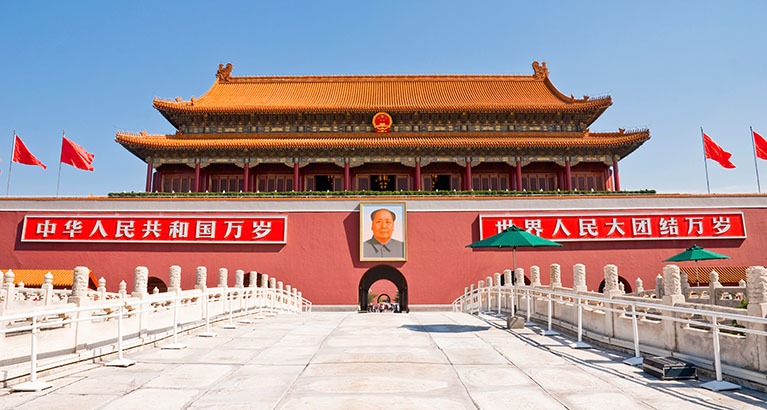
[6,130,15,196]
[751,126,762,193]
[56,130,64,197]
[701,127,711,194]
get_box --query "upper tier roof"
[152,61,611,115]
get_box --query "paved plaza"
[1,311,766,409]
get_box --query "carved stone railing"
[452,263,767,391]
[0,265,311,390]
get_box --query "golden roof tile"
[3,269,97,288]
[116,129,649,151]
[152,62,611,114]
[679,266,747,286]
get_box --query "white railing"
[0,285,311,390]
[453,283,767,391]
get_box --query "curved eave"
[152,98,612,115]
[117,130,649,161]
[152,68,612,122]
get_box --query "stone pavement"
[1,311,766,409]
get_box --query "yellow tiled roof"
[152,62,611,114]
[679,266,747,286]
[2,269,96,288]
[116,129,649,151]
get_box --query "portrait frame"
[359,202,407,262]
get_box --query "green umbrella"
[467,225,562,272]
[664,245,730,286]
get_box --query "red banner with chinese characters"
[479,212,746,242]
[21,214,287,244]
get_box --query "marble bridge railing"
[452,263,767,392]
[0,265,311,391]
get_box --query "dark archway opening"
[359,265,408,313]
[597,277,633,293]
[147,276,168,293]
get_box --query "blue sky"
[1,1,765,196]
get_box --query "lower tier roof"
[116,129,649,162]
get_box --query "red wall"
[2,196,766,305]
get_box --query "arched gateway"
[358,265,408,312]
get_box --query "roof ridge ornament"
[532,61,548,80]
[217,63,233,82]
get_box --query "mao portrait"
[360,202,407,261]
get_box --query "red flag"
[12,135,47,170]
[754,131,767,160]
[60,137,95,171]
[702,133,736,168]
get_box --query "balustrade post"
[622,303,643,365]
[573,264,587,292]
[602,264,621,342]
[11,315,52,392]
[477,280,484,314]
[168,265,182,293]
[68,266,91,305]
[132,266,149,298]
[654,274,664,299]
[268,277,277,315]
[514,267,525,318]
[218,268,228,289]
[542,289,559,336]
[161,290,186,350]
[97,277,107,301]
[503,269,513,314]
[234,270,245,312]
[222,284,237,330]
[708,270,722,305]
[285,285,293,311]
[569,296,590,349]
[530,266,541,287]
[700,314,741,391]
[494,272,502,314]
[257,273,268,316]
[106,302,139,365]
[118,281,127,298]
[41,272,54,306]
[462,286,469,312]
[2,270,15,311]
[485,276,492,313]
[550,264,561,289]
[661,264,683,352]
[196,266,216,337]
[240,271,258,324]
[514,267,525,286]
[298,290,306,313]
[746,266,767,374]
[130,266,150,339]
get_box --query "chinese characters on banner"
[22,215,287,244]
[479,213,746,242]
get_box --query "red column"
[613,156,621,191]
[293,160,301,191]
[565,160,572,190]
[145,162,153,192]
[465,160,472,190]
[515,160,523,191]
[153,170,161,192]
[414,160,421,191]
[243,162,250,192]
[194,162,201,192]
[344,160,350,191]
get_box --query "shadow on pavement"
[400,324,490,333]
